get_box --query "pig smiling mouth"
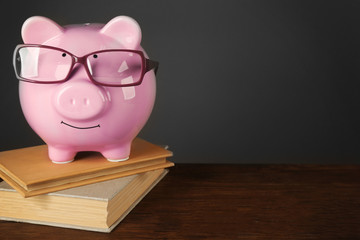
[61,121,100,130]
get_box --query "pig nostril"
[84,98,90,106]
[70,99,76,105]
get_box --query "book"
[0,168,168,233]
[0,138,173,197]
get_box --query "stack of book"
[0,138,173,232]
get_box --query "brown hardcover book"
[0,138,173,197]
[0,169,168,232]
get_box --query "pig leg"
[101,143,131,162]
[48,146,76,164]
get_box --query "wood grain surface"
[0,164,359,239]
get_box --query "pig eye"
[93,54,98,59]
[62,53,67,57]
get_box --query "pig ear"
[22,16,64,44]
[100,16,142,49]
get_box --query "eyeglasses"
[13,44,159,87]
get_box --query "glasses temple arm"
[145,59,159,75]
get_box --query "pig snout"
[53,82,107,121]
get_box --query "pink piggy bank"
[13,16,158,164]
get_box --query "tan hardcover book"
[0,138,173,197]
[0,168,168,232]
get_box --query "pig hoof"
[102,144,131,162]
[48,146,76,164]
[52,159,74,164]
[107,156,129,162]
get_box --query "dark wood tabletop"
[1,164,359,239]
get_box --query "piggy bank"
[13,16,158,163]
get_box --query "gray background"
[1,0,359,163]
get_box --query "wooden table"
[0,164,359,239]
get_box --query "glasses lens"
[14,46,72,82]
[87,51,143,86]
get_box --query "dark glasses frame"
[13,44,159,87]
